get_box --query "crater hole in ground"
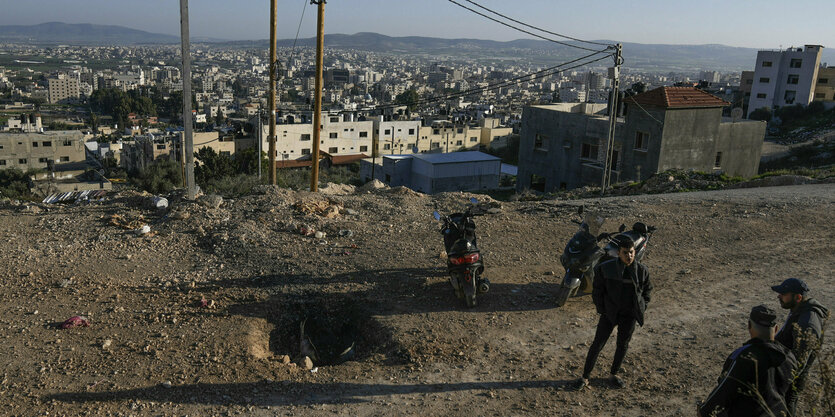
[267,293,403,366]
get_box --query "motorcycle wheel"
[555,286,571,307]
[464,273,477,308]
[464,293,477,308]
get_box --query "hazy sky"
[1,0,832,49]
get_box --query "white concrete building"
[373,118,421,156]
[47,74,80,104]
[747,45,823,117]
[259,115,374,164]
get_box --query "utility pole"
[268,0,277,185]
[390,127,395,155]
[601,44,622,196]
[257,111,262,179]
[310,0,325,192]
[179,0,196,199]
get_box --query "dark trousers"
[582,314,637,379]
[786,352,816,416]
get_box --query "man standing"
[698,305,797,417]
[771,278,829,415]
[576,236,651,389]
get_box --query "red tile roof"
[624,87,730,109]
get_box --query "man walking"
[576,236,652,389]
[699,305,797,417]
[771,278,829,415]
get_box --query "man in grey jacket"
[575,235,652,390]
[771,278,830,415]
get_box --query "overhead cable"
[448,0,611,53]
[461,0,612,47]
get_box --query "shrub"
[133,159,182,194]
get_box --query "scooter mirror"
[469,197,479,204]
[618,224,627,232]
[433,211,441,221]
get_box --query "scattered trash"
[42,190,108,204]
[101,339,112,349]
[198,298,216,309]
[337,229,354,238]
[136,225,151,236]
[58,278,72,288]
[343,208,358,216]
[314,231,327,239]
[311,367,319,373]
[161,381,173,389]
[148,196,169,210]
[61,316,90,329]
[297,224,315,236]
[293,199,343,217]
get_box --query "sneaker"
[608,375,625,389]
[574,378,590,391]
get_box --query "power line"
[447,0,611,53]
[288,0,309,63]
[374,51,615,111]
[461,0,612,47]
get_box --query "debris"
[293,199,343,217]
[343,208,358,216]
[148,196,169,210]
[311,367,319,373]
[136,225,151,236]
[301,356,314,370]
[102,339,112,349]
[337,229,354,238]
[198,298,216,309]
[199,194,224,209]
[297,224,315,236]
[110,213,146,230]
[161,381,173,389]
[314,231,327,239]
[60,316,90,329]
[279,355,291,364]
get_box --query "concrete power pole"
[179,0,196,199]
[601,44,622,196]
[268,0,278,185]
[310,0,326,192]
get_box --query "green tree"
[0,168,34,200]
[134,159,182,194]
[193,147,235,188]
[749,107,772,122]
[395,89,420,111]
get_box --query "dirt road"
[1,184,832,416]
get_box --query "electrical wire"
[288,0,309,63]
[624,95,664,125]
[447,0,611,53]
[373,51,615,111]
[461,0,612,47]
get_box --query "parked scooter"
[433,198,489,307]
[555,206,655,307]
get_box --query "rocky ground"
[1,183,833,416]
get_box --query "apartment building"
[813,67,835,102]
[747,45,823,117]
[258,114,375,164]
[47,74,80,104]
[0,130,86,171]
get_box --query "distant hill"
[0,22,180,44]
[2,24,832,72]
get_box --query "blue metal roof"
[412,151,501,165]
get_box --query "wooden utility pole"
[601,44,622,196]
[310,0,326,192]
[268,0,278,185]
[179,0,196,199]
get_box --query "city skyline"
[1,0,832,50]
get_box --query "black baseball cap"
[750,304,778,327]
[771,278,810,296]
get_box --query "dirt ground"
[1,183,833,417]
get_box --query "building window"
[787,75,799,85]
[330,117,339,122]
[18,158,27,164]
[42,141,51,147]
[762,61,772,67]
[635,131,649,150]
[815,93,826,99]
[156,144,166,150]
[301,148,311,155]
[328,147,338,153]
[359,131,368,137]
[714,152,722,168]
[819,78,829,84]
[431,142,440,149]
[580,143,599,160]
[433,129,440,134]
[409,128,415,135]
[455,140,463,146]
[329,132,338,139]
[60,156,69,162]
[784,90,796,104]
[38,157,49,163]
[301,134,311,141]
[470,136,478,142]
[790,59,802,68]
[32,141,38,148]
[534,133,548,150]
[757,93,767,99]
[360,145,368,152]
[457,128,464,134]
[384,129,391,135]
[759,77,770,83]
[383,144,390,150]
[0,160,5,166]
[745,79,753,85]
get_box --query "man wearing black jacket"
[576,235,652,389]
[698,305,797,417]
[771,278,830,415]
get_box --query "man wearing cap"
[698,305,797,417]
[575,235,652,390]
[771,278,829,415]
